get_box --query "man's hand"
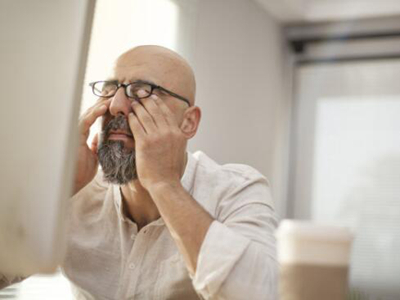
[73,99,111,195]
[128,94,186,191]
[128,93,213,275]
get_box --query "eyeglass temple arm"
[156,86,191,106]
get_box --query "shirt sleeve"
[191,175,279,300]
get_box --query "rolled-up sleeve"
[192,175,279,300]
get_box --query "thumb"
[90,133,99,153]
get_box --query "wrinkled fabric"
[1,151,278,299]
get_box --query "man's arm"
[149,178,278,300]
[128,95,278,299]
[147,182,213,275]
[193,203,278,300]
[128,93,211,274]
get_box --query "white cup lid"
[276,220,354,266]
[276,220,353,242]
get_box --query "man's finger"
[140,95,168,128]
[151,95,179,126]
[128,112,145,139]
[79,99,111,137]
[90,133,99,153]
[131,100,157,134]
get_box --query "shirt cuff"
[192,220,251,299]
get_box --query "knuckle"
[154,111,163,119]
[141,98,150,104]
[143,115,152,123]
[80,118,91,127]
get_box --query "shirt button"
[129,263,135,269]
[143,229,148,234]
[130,234,135,240]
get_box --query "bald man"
[0,46,278,299]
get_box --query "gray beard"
[97,115,137,185]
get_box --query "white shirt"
[2,151,278,299]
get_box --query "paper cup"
[276,220,353,300]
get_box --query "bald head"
[114,45,196,106]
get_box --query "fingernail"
[151,94,158,100]
[137,89,147,97]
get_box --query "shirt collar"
[181,151,196,195]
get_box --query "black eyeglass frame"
[89,80,191,106]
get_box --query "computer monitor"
[0,0,95,276]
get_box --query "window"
[290,60,400,299]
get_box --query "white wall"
[82,0,181,113]
[187,0,292,216]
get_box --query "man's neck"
[120,182,160,231]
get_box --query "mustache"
[102,115,132,139]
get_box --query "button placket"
[125,229,151,297]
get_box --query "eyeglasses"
[89,80,191,106]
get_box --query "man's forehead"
[115,51,168,72]
[115,48,181,76]
[113,62,167,85]
[112,46,196,103]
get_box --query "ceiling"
[253,0,400,23]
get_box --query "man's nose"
[108,87,132,117]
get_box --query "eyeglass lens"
[93,81,152,99]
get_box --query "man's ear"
[180,106,201,139]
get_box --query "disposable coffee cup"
[276,220,353,300]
